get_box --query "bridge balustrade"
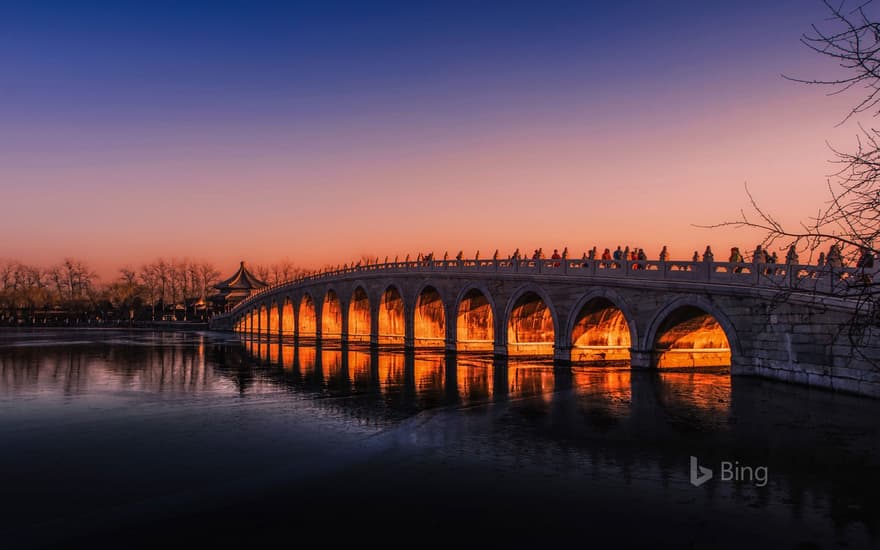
[221,258,872,320]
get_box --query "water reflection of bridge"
[233,336,732,426]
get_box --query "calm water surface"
[0,329,878,548]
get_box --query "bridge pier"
[553,345,572,364]
[629,349,653,369]
[493,343,507,358]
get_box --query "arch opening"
[348,287,371,342]
[378,286,405,344]
[321,290,342,339]
[259,305,268,336]
[653,306,731,368]
[415,287,445,347]
[282,299,294,336]
[298,295,317,339]
[571,298,631,363]
[507,292,555,356]
[269,302,280,337]
[456,289,495,352]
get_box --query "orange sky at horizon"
[3,87,860,281]
[2,1,868,282]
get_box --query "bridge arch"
[258,304,269,336]
[269,300,280,336]
[377,284,406,344]
[504,284,559,357]
[644,296,738,368]
[414,284,446,347]
[347,285,371,343]
[282,296,295,336]
[454,283,497,352]
[298,292,318,339]
[321,288,343,339]
[566,289,637,363]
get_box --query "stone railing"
[215,258,872,318]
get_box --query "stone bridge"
[210,257,880,398]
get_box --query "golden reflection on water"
[378,351,405,389]
[414,356,444,393]
[655,370,731,415]
[456,362,493,404]
[281,343,295,370]
[322,349,343,382]
[298,345,316,378]
[240,336,732,419]
[348,349,372,389]
[508,362,555,400]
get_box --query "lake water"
[0,329,878,548]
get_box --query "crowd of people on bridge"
[338,243,876,276]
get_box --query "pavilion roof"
[214,261,268,291]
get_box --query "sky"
[0,0,871,279]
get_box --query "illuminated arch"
[505,286,557,357]
[414,285,445,347]
[269,301,280,336]
[298,293,318,338]
[378,285,405,344]
[259,304,268,336]
[321,289,343,339]
[567,290,636,363]
[348,286,371,342]
[645,297,735,368]
[282,297,295,336]
[455,285,496,352]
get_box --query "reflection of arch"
[269,301,280,336]
[321,289,343,338]
[282,297,295,336]
[298,293,318,337]
[504,285,557,356]
[378,285,405,343]
[414,285,445,346]
[645,297,736,368]
[455,285,496,352]
[348,286,371,342]
[566,290,636,363]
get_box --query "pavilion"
[212,261,268,313]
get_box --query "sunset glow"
[1,1,862,279]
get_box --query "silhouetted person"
[827,244,843,268]
[857,246,874,269]
[659,245,669,262]
[702,246,714,263]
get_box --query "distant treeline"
[0,258,304,326]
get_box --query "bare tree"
[139,263,160,321]
[711,1,880,263]
[707,0,880,365]
[195,262,221,318]
[253,264,271,284]
[47,258,96,323]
